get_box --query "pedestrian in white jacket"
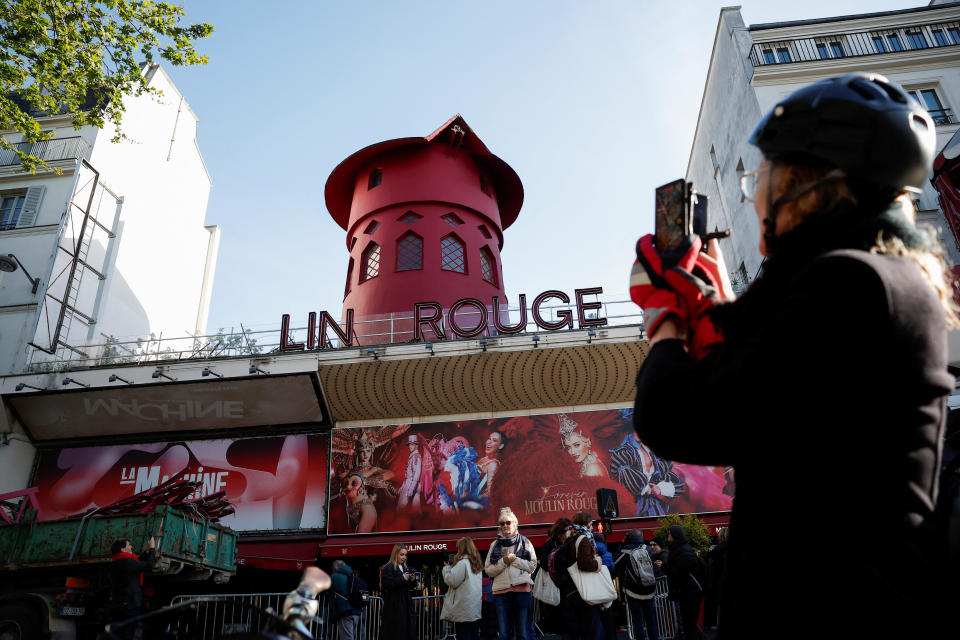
[441,537,483,640]
[484,507,538,640]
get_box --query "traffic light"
[596,517,614,534]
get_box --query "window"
[480,176,492,196]
[776,48,791,63]
[762,49,775,64]
[368,169,382,190]
[0,195,26,230]
[440,234,466,273]
[480,247,497,286]
[816,43,830,59]
[345,258,354,297]
[932,29,948,47]
[908,88,952,125]
[364,220,379,234]
[872,36,887,53]
[478,225,492,239]
[949,27,960,44]
[398,211,421,225]
[906,30,927,49]
[441,213,463,227]
[396,232,423,271]
[887,34,904,51]
[829,41,845,58]
[736,158,746,202]
[350,237,357,250]
[360,242,380,282]
[0,186,44,230]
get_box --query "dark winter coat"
[331,562,359,619]
[379,563,416,640]
[109,549,155,611]
[664,528,702,603]
[634,207,953,638]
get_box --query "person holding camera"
[630,72,954,638]
[380,544,417,640]
[441,537,483,640]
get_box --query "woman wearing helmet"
[630,73,955,638]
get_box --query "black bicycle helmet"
[748,73,935,193]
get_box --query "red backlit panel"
[440,234,466,273]
[396,232,423,271]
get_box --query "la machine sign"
[279,287,608,351]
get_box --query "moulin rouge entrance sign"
[278,287,607,351]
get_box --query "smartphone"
[692,193,708,237]
[654,179,692,254]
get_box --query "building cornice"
[750,3,960,37]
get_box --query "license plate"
[59,606,85,616]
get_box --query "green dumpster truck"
[0,505,237,639]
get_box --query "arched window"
[480,246,497,286]
[361,242,381,282]
[368,169,382,190]
[345,258,354,297]
[440,233,466,273]
[396,232,423,271]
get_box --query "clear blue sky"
[168,1,917,335]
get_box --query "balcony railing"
[0,136,91,167]
[929,108,956,126]
[750,19,960,67]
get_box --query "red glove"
[631,235,688,336]
[665,252,724,360]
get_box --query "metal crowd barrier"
[167,591,385,640]
[623,576,682,640]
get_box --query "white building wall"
[88,65,216,343]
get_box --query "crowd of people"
[332,507,728,640]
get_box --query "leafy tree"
[1,0,213,172]
[654,513,712,557]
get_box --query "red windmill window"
[364,220,379,234]
[361,242,381,282]
[440,234,466,273]
[480,246,497,286]
[398,211,422,225]
[478,225,492,239]
[368,169,382,190]
[441,213,464,227]
[345,258,354,297]
[397,232,423,271]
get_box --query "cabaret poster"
[33,433,329,532]
[328,409,734,535]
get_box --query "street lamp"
[0,254,40,294]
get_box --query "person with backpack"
[332,559,365,640]
[441,537,484,640]
[665,526,703,640]
[615,529,659,640]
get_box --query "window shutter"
[17,185,46,228]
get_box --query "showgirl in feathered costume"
[437,444,488,512]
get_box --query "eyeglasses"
[498,521,514,526]
[739,171,761,202]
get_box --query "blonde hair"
[454,537,483,574]
[717,527,729,544]
[497,507,518,526]
[771,160,960,328]
[387,543,407,569]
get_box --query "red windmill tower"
[324,115,524,344]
